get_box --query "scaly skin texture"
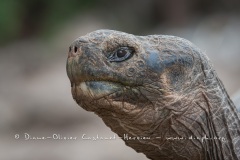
[66,30,240,160]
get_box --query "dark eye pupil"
[117,49,127,58]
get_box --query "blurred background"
[0,0,240,159]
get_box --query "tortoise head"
[66,29,210,134]
[66,29,219,159]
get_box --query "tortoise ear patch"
[145,49,162,73]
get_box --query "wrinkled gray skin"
[232,91,240,112]
[66,30,240,160]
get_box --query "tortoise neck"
[97,77,240,160]
[208,77,240,160]
[195,91,240,160]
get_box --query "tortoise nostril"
[68,46,80,58]
[74,46,78,53]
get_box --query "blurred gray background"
[0,0,240,159]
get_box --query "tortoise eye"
[108,47,134,62]
[116,48,127,58]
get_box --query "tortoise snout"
[68,38,89,58]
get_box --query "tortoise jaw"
[77,81,123,99]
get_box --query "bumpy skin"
[66,30,240,160]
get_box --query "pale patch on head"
[78,81,122,99]
[79,82,93,97]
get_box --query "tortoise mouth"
[77,81,123,99]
